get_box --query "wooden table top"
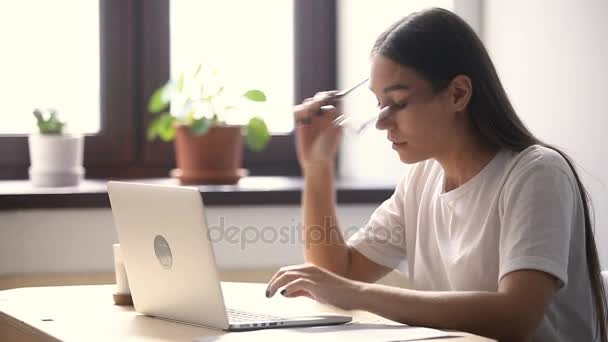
[0,282,494,341]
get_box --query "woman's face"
[369,54,460,164]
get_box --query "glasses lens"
[340,82,378,134]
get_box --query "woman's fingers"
[266,264,308,292]
[296,109,340,127]
[309,91,340,119]
[311,90,340,112]
[281,278,317,298]
[293,91,341,125]
[264,265,357,310]
[266,264,320,297]
[266,271,308,298]
[286,290,314,299]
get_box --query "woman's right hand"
[294,91,344,172]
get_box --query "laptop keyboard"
[227,308,286,323]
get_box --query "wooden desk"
[0,282,494,341]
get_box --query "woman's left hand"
[265,263,363,310]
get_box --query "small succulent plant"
[33,109,65,135]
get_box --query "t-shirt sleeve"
[499,161,576,290]
[346,175,408,270]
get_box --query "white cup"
[113,243,131,294]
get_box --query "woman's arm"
[358,269,558,341]
[266,266,557,342]
[302,162,392,283]
[291,91,392,283]
[301,161,347,273]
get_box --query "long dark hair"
[372,8,607,341]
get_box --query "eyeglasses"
[296,78,389,135]
[332,104,391,135]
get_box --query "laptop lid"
[107,181,230,329]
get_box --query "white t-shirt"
[347,145,596,341]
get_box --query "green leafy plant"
[33,108,65,135]
[147,65,270,152]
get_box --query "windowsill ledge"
[0,177,395,210]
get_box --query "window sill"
[0,177,395,210]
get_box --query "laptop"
[107,181,352,331]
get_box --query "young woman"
[265,8,606,342]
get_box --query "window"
[0,1,100,135]
[0,0,337,179]
[0,0,464,182]
[170,1,294,133]
[0,0,137,179]
[139,1,333,176]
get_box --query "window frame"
[0,0,137,178]
[0,0,336,179]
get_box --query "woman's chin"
[393,143,423,164]
[392,142,408,157]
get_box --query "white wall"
[483,0,608,264]
[337,0,452,183]
[0,205,377,275]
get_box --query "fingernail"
[265,289,270,298]
[280,289,287,296]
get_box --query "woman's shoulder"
[509,145,573,176]
[502,144,578,192]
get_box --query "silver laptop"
[107,181,352,331]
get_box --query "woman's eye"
[376,102,407,110]
[391,102,407,110]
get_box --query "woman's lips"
[391,141,407,149]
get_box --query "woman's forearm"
[302,162,350,275]
[354,283,536,342]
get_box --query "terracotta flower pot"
[171,124,248,184]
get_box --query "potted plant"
[29,109,84,187]
[147,65,270,184]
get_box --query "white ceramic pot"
[28,134,85,187]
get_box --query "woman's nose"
[375,108,394,131]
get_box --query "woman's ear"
[449,75,473,112]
